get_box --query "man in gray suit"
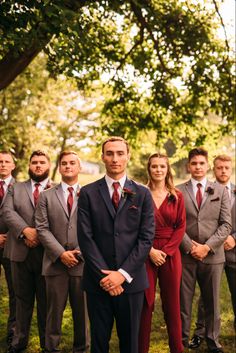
[0,151,16,344]
[4,150,52,353]
[178,147,231,353]
[35,151,89,353]
[189,154,236,349]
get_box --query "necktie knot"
[0,180,5,186]
[68,186,74,194]
[113,182,120,190]
[197,183,202,189]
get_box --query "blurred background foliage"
[0,0,235,181]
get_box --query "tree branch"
[129,0,174,74]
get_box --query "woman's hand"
[149,247,167,266]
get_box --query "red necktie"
[33,183,40,206]
[67,187,74,215]
[112,182,120,210]
[0,181,5,204]
[196,183,202,208]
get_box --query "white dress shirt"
[0,175,13,192]
[191,177,207,198]
[105,174,133,284]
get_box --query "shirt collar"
[61,181,79,193]
[105,174,127,190]
[215,180,231,190]
[0,175,13,186]
[31,178,49,189]
[191,177,207,189]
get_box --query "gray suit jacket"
[3,179,51,261]
[178,180,231,264]
[225,183,236,268]
[0,177,15,258]
[35,184,83,276]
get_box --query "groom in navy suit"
[77,137,155,353]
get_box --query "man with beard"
[3,150,52,353]
[0,151,16,345]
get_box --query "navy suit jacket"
[77,177,155,294]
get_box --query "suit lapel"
[117,178,133,214]
[55,184,69,217]
[99,177,116,219]
[25,180,35,207]
[70,186,80,217]
[0,177,15,207]
[200,180,211,209]
[185,181,199,211]
[230,183,235,209]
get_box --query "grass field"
[0,272,235,353]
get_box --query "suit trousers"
[11,247,46,349]
[45,273,89,353]
[139,251,183,353]
[193,264,236,339]
[86,290,144,353]
[0,249,16,336]
[180,261,224,350]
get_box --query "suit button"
[115,233,119,236]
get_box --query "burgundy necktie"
[112,182,120,210]
[0,181,5,204]
[33,183,40,206]
[196,183,203,208]
[67,187,74,215]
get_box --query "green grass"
[0,272,235,353]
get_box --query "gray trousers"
[194,264,236,337]
[180,261,224,350]
[45,273,89,353]
[11,247,46,349]
[0,249,16,336]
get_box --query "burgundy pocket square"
[210,197,220,202]
[128,205,138,210]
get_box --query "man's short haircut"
[59,150,79,163]
[102,137,130,153]
[30,150,50,162]
[0,150,15,161]
[188,147,208,162]
[213,154,232,166]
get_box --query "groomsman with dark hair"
[4,150,52,353]
[189,154,236,349]
[178,148,231,353]
[36,151,89,353]
[0,151,16,344]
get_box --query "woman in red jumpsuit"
[139,153,186,353]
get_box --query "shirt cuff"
[118,268,133,283]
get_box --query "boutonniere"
[8,183,13,189]
[206,186,214,195]
[121,187,136,199]
[76,190,80,197]
[45,182,52,190]
[168,193,176,204]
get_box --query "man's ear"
[187,162,190,173]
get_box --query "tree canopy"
[0,0,235,172]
